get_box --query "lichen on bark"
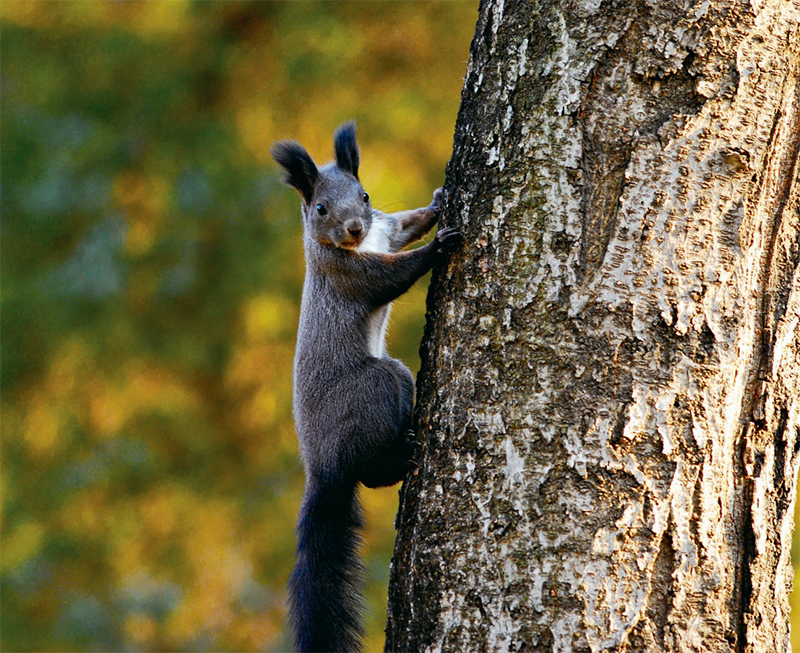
[386,0,800,651]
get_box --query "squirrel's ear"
[271,141,318,203]
[333,121,359,179]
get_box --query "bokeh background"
[1,2,477,650]
[2,2,799,652]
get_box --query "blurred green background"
[3,2,800,652]
[0,1,477,650]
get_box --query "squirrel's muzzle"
[340,219,364,248]
[345,220,363,237]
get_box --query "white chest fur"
[357,215,395,357]
[355,215,393,254]
[366,305,391,358]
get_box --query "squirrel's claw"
[434,226,463,254]
[404,429,420,447]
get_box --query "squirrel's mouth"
[339,237,363,250]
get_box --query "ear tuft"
[333,121,359,179]
[271,141,318,203]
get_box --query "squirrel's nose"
[346,222,363,237]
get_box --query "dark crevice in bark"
[578,17,704,283]
[610,399,630,447]
[794,423,800,459]
[689,462,704,551]
[728,46,800,651]
[622,516,676,652]
[773,408,791,524]
[754,109,784,366]
[756,64,800,356]
[737,450,756,653]
[650,519,677,648]
[480,13,493,54]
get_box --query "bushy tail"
[288,481,365,653]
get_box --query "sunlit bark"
[386,0,800,650]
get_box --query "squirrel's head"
[271,121,373,250]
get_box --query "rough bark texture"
[386,1,800,652]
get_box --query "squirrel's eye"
[362,192,369,203]
[316,203,327,216]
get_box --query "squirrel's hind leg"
[341,358,415,488]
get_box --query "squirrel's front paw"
[428,188,444,215]
[434,226,462,254]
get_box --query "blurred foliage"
[8,2,800,652]
[0,1,478,651]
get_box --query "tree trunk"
[385,0,800,651]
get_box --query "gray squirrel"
[271,121,460,653]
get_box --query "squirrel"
[271,121,460,653]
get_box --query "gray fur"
[272,122,459,653]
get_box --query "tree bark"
[385,0,800,651]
